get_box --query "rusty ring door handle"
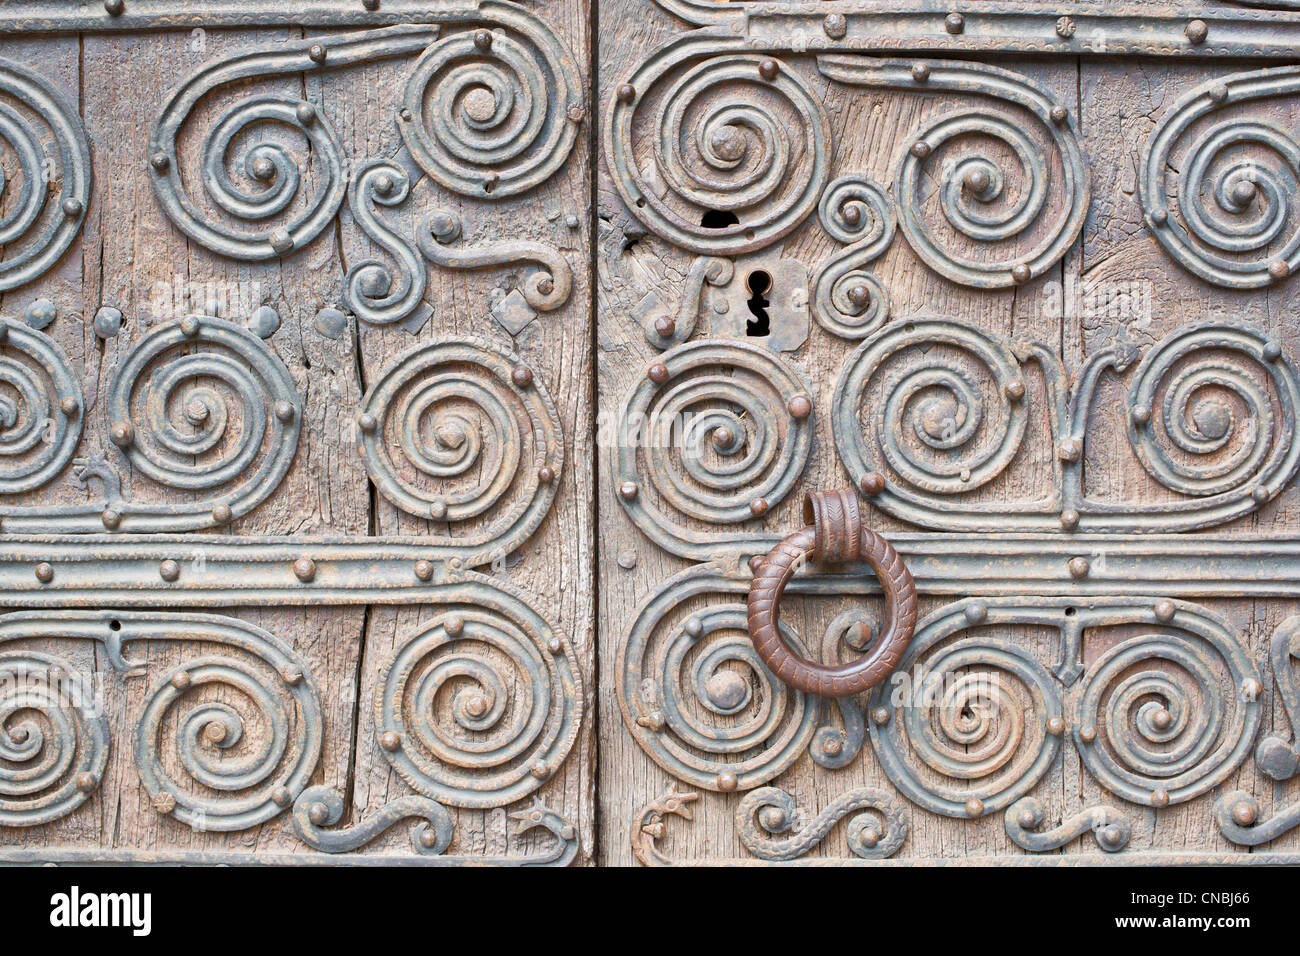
[746,489,918,698]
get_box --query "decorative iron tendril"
[91,315,300,533]
[808,610,872,769]
[812,175,896,339]
[619,591,818,792]
[399,4,583,198]
[293,785,454,855]
[374,575,583,809]
[0,58,91,292]
[356,337,562,565]
[868,601,1063,818]
[736,787,908,860]
[643,256,733,350]
[417,210,572,312]
[1004,798,1132,853]
[1126,322,1300,513]
[607,50,832,256]
[1073,602,1261,808]
[1140,65,1300,289]
[818,56,1088,289]
[615,338,814,560]
[343,159,427,327]
[1254,616,1300,781]
[150,26,436,260]
[0,316,82,494]
[0,651,109,827]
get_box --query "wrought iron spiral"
[0,316,82,494]
[812,175,896,338]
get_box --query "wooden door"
[0,0,592,865]
[598,0,1300,865]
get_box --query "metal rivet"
[170,670,191,690]
[653,315,676,338]
[749,498,768,517]
[530,761,549,780]
[151,152,170,172]
[1068,556,1090,579]
[60,396,79,417]
[945,12,964,34]
[1060,509,1080,531]
[1264,340,1283,362]
[23,299,56,330]
[1253,485,1270,504]
[511,366,534,388]
[429,500,447,520]
[34,563,53,584]
[1150,209,1168,226]
[272,786,293,808]
[62,197,83,218]
[1046,716,1066,736]
[619,481,638,500]
[293,557,317,582]
[964,603,988,625]
[1055,15,1076,38]
[758,59,779,81]
[93,306,122,338]
[159,559,180,582]
[859,471,886,496]
[379,731,401,752]
[474,29,493,50]
[1269,259,1290,281]
[1150,789,1170,808]
[275,402,296,424]
[847,284,870,309]
[414,559,434,582]
[822,736,843,757]
[823,13,847,38]
[1243,678,1263,701]
[1209,84,1229,104]
[1131,404,1151,426]
[1231,800,1257,827]
[1153,599,1176,622]
[716,772,739,791]
[1050,105,1068,126]
[548,637,564,654]
[358,413,378,434]
[180,315,201,337]
[872,706,891,726]
[616,84,635,104]
[787,394,812,419]
[910,141,931,159]
[212,503,233,524]
[683,616,704,639]
[647,363,670,384]
[965,798,984,817]
[445,616,464,637]
[308,43,327,63]
[104,0,125,15]
[1058,439,1081,462]
[308,802,329,824]
[1003,379,1026,401]
[536,276,555,297]
[1011,264,1032,285]
[1079,724,1097,743]
[101,509,121,530]
[249,304,281,338]
[153,792,177,814]
[538,465,556,484]
[566,103,586,123]
[911,62,930,83]
[1185,19,1208,44]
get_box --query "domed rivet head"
[249,304,281,338]
[860,826,882,848]
[964,603,988,625]
[75,772,98,793]
[474,29,493,50]
[653,315,676,338]
[104,0,125,14]
[619,481,638,500]
[529,761,549,780]
[1270,260,1290,281]
[271,786,293,808]
[841,205,862,226]
[1131,404,1151,426]
[965,798,984,817]
[292,557,317,582]
[511,366,533,388]
[413,559,434,582]
[212,503,233,524]
[859,471,886,496]
[1231,800,1257,827]
[151,152,170,172]
[1003,379,1026,401]
[1055,15,1076,38]
[1011,264,1032,285]
[308,802,330,825]
[910,62,931,83]
[822,736,843,756]
[60,396,79,417]
[1150,209,1168,226]
[362,0,380,9]
[716,772,739,792]
[566,103,586,123]
[1068,556,1090,579]
[823,12,847,37]
[1059,509,1080,531]
[1079,724,1097,744]
[846,284,870,309]
[170,670,191,690]
[1185,19,1208,44]
[1263,340,1283,361]
[358,413,378,434]
[34,563,53,584]
[101,509,121,530]
[547,637,564,654]
[565,214,580,229]
[787,394,812,419]
[1058,439,1081,462]
[379,731,401,752]
[1153,599,1176,623]
[1050,105,1068,126]
[444,616,464,637]
[1242,678,1263,701]
[536,276,555,297]
[1148,707,1172,732]
[945,12,964,34]
[1017,808,1037,829]
[250,157,276,182]
[429,500,447,520]
[871,706,891,726]
[93,306,122,338]
[23,299,56,330]
[1150,789,1170,808]
[749,498,768,517]
[910,140,931,159]
[179,315,201,337]
[647,363,669,384]
[62,197,83,218]
[537,464,557,484]
[616,84,636,104]
[758,59,779,81]
[153,792,177,815]
[295,103,317,126]
[1253,485,1270,504]
[308,43,327,63]
[964,168,990,193]
[1231,180,1257,206]
[1099,824,1124,849]
[159,559,180,582]
[1046,716,1066,737]
[275,402,296,424]
[684,617,704,639]
[1209,84,1230,104]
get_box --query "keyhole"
[746,269,772,337]
[700,210,740,229]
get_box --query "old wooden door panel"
[598,0,1300,864]
[0,2,591,864]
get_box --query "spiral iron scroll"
[356,337,562,565]
[736,786,907,860]
[0,58,91,292]
[0,316,83,495]
[374,575,583,809]
[811,175,896,339]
